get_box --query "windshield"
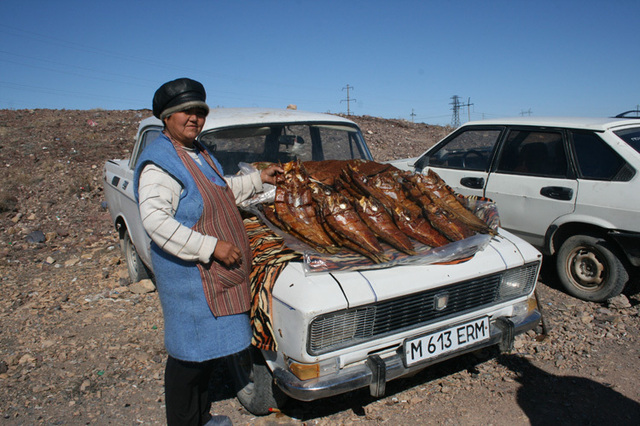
[199,123,371,175]
[613,127,640,154]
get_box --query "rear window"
[496,130,568,177]
[571,131,633,181]
[131,127,162,169]
[613,127,640,154]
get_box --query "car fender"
[545,212,628,255]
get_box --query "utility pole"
[450,95,461,127]
[460,97,474,122]
[467,98,473,122]
[410,108,416,123]
[341,85,356,116]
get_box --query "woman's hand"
[260,164,284,185]
[211,240,242,268]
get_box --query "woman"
[134,78,281,426]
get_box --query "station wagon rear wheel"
[123,231,150,283]
[556,235,628,302]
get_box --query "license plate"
[404,317,490,366]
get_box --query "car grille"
[308,263,538,355]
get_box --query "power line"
[0,80,143,104]
[0,25,189,74]
[0,25,341,109]
[0,50,157,85]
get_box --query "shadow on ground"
[223,347,502,422]
[498,354,640,425]
[206,338,640,424]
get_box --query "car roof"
[138,107,359,131]
[462,116,640,131]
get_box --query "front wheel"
[235,347,288,416]
[556,235,628,302]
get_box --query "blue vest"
[134,134,251,362]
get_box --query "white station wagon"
[391,116,640,302]
[104,108,542,414]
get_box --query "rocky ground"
[0,109,638,425]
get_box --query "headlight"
[309,307,376,354]
[499,263,538,299]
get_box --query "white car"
[104,108,542,414]
[391,116,640,302]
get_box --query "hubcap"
[126,239,140,275]
[569,247,605,290]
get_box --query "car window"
[571,131,633,181]
[200,125,295,175]
[420,128,500,171]
[199,124,368,175]
[496,130,567,177]
[613,127,640,154]
[131,127,162,169]
[315,124,370,161]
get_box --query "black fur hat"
[152,78,209,119]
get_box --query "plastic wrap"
[243,195,500,275]
[236,162,276,208]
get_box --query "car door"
[415,126,504,197]
[570,129,639,232]
[484,127,578,248]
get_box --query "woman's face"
[164,108,207,147]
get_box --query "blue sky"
[1,0,638,125]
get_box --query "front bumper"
[273,310,541,401]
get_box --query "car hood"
[271,229,539,312]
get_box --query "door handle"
[540,186,573,200]
[460,177,484,189]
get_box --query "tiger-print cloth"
[245,216,302,351]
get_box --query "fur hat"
[152,78,209,119]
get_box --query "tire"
[236,348,288,416]
[123,231,150,283]
[556,235,628,302]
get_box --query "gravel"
[1,109,638,425]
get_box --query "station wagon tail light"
[288,358,339,381]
